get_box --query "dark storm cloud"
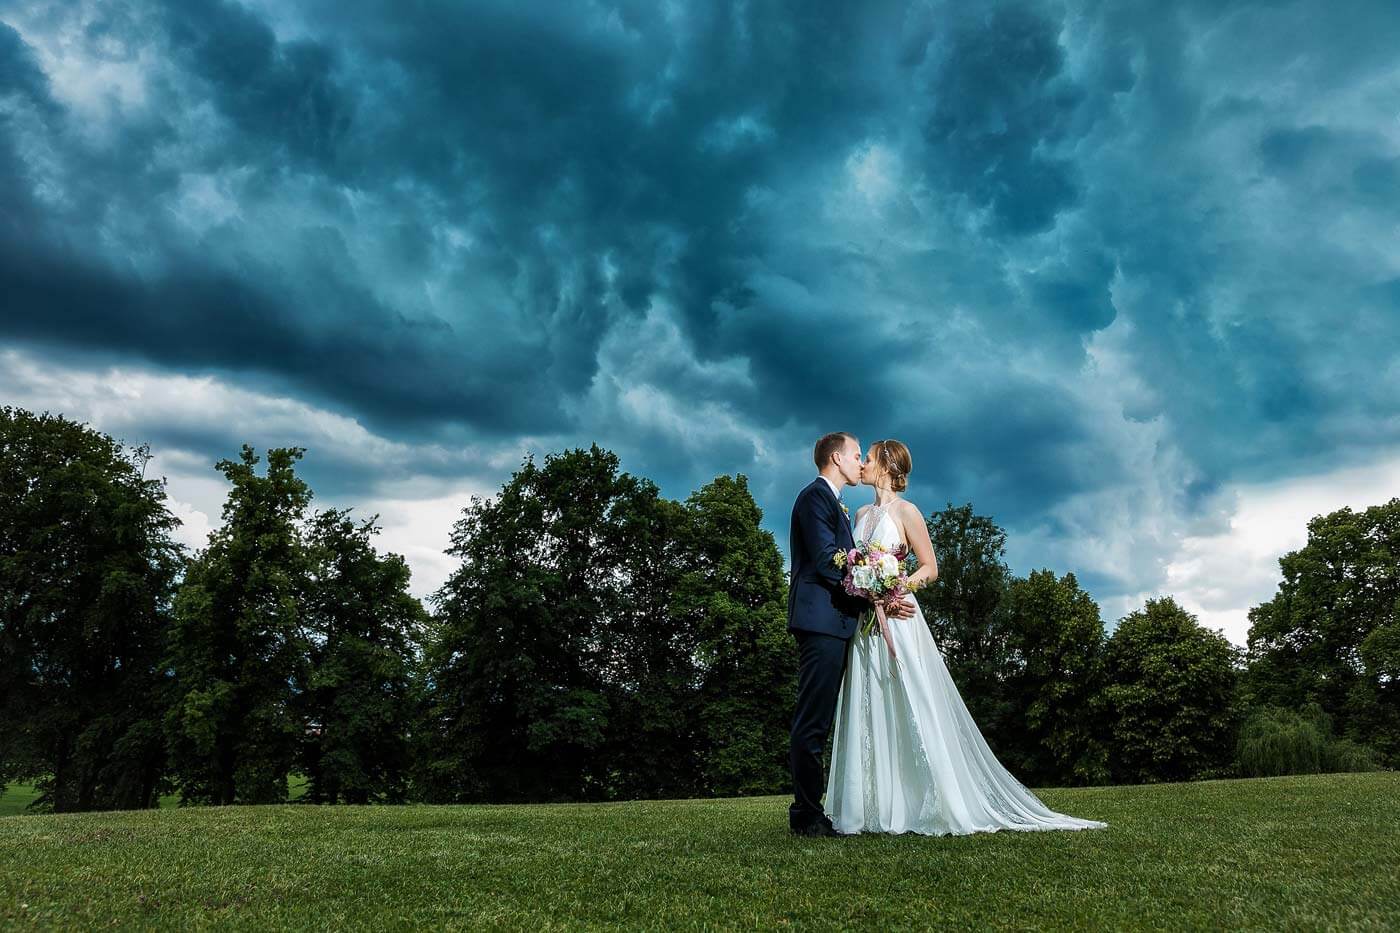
[2,0,1399,609]
[2,0,916,436]
[918,3,1087,236]
[0,20,48,102]
[0,225,564,434]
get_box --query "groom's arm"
[797,490,849,589]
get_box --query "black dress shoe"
[790,821,842,837]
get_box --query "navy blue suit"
[786,477,867,830]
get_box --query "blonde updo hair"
[871,439,912,492]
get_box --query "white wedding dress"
[825,503,1108,836]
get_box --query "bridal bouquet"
[833,542,921,666]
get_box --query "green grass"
[2,772,1397,930]
[0,775,309,817]
[0,783,40,818]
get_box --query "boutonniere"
[839,501,850,521]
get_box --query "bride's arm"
[898,502,939,590]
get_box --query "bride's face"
[860,448,879,486]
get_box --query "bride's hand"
[885,596,916,619]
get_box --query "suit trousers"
[789,629,851,829]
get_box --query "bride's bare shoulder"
[893,498,922,521]
[891,498,927,535]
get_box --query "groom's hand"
[886,597,916,619]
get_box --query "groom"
[787,431,915,836]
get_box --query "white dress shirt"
[819,474,843,501]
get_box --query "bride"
[825,439,1107,836]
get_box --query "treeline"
[916,506,1393,787]
[0,408,792,810]
[0,406,1394,812]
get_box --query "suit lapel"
[812,477,854,546]
[838,500,854,547]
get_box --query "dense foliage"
[413,447,794,802]
[415,446,682,802]
[163,446,313,805]
[997,569,1109,786]
[1235,703,1381,777]
[297,509,427,804]
[1244,498,1400,767]
[0,408,182,812]
[675,475,796,796]
[0,408,1392,812]
[1098,597,1242,783]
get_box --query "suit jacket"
[787,477,866,638]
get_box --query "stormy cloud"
[2,0,1398,640]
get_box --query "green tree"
[297,509,428,804]
[163,446,311,805]
[913,503,1015,746]
[593,487,694,801]
[0,408,182,812]
[998,569,1108,786]
[674,474,796,796]
[415,445,682,802]
[1244,498,1400,765]
[1235,702,1381,777]
[1100,597,1241,783]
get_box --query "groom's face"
[835,437,862,486]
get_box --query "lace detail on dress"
[859,662,878,824]
[858,503,893,547]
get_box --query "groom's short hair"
[814,432,857,470]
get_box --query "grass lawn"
[0,774,310,817]
[1,771,1396,930]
